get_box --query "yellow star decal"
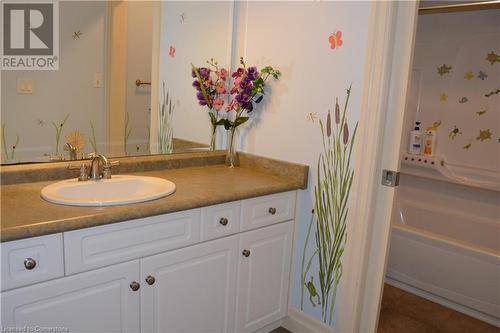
[476,129,492,142]
[485,51,499,65]
[439,93,448,102]
[437,64,452,76]
[464,71,474,80]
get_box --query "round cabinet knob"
[130,281,140,291]
[219,217,229,226]
[268,207,277,215]
[24,258,37,270]
[242,249,251,257]
[145,275,156,285]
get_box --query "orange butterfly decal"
[328,31,343,50]
[168,46,176,58]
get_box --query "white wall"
[158,1,233,147]
[233,1,370,327]
[1,1,108,163]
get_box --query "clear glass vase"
[225,126,239,167]
[209,123,217,151]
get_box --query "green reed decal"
[301,86,358,325]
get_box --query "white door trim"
[149,0,161,154]
[337,1,418,332]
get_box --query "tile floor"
[271,284,499,333]
[377,284,498,333]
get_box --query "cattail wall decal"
[335,98,340,124]
[300,85,358,325]
[326,110,332,137]
[343,122,349,144]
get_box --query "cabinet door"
[1,260,140,333]
[141,235,238,333]
[236,221,294,333]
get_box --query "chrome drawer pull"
[219,217,229,226]
[268,207,277,215]
[145,275,156,285]
[130,281,140,291]
[242,249,251,257]
[24,258,37,270]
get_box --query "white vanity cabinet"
[0,191,297,333]
[1,260,141,332]
[141,235,239,333]
[236,221,294,333]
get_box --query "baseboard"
[386,277,500,328]
[282,307,335,333]
[253,319,283,333]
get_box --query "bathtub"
[386,173,500,327]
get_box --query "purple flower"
[247,66,259,80]
[192,80,201,90]
[199,68,210,80]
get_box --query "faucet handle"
[102,160,119,179]
[68,163,89,181]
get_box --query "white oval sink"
[41,175,176,207]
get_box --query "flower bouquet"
[192,57,281,165]
[191,59,228,151]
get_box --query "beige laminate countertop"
[1,164,306,242]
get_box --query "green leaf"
[215,119,226,126]
[234,117,249,127]
[223,119,233,130]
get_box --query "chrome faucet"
[64,142,78,161]
[69,154,119,181]
[89,154,118,180]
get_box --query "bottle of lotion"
[423,130,436,157]
[409,121,422,155]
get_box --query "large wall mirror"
[1,1,234,164]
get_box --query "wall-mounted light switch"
[17,78,34,94]
[94,73,102,88]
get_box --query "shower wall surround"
[406,9,500,177]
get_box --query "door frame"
[337,1,419,332]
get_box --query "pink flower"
[213,98,225,111]
[226,99,238,112]
[203,78,213,88]
[215,81,226,94]
[218,68,228,80]
[232,67,244,78]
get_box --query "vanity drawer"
[1,234,64,291]
[241,191,296,231]
[64,209,201,275]
[200,201,241,241]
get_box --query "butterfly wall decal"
[169,46,176,58]
[328,31,343,50]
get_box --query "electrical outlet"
[17,78,34,94]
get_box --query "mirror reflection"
[1,1,234,164]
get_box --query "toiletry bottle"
[408,121,422,155]
[423,129,437,157]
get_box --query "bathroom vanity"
[0,152,308,333]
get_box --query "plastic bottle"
[408,121,422,155]
[423,129,437,157]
